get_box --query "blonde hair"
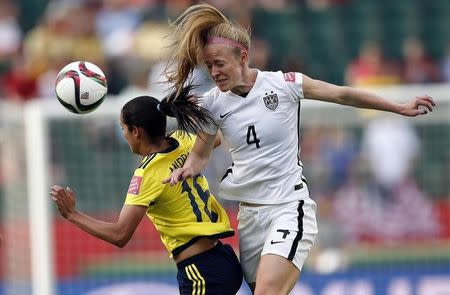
[165,3,250,95]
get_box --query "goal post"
[24,101,55,295]
[22,99,124,295]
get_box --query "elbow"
[115,240,127,248]
[336,86,352,100]
[112,232,132,248]
[114,237,129,248]
[332,86,354,105]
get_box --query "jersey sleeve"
[124,169,163,207]
[282,72,304,102]
[199,90,220,135]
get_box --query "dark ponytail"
[121,86,214,140]
[159,85,215,135]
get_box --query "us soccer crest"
[263,92,278,110]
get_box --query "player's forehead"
[203,44,236,62]
[119,121,125,129]
[119,114,126,126]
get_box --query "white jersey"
[201,70,309,204]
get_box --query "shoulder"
[202,87,222,100]
[263,70,303,82]
[200,87,228,115]
[138,154,158,173]
[258,70,284,79]
[256,70,303,86]
[260,70,283,77]
[258,70,304,101]
[169,131,195,149]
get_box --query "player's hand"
[50,185,76,219]
[162,167,193,185]
[400,95,435,116]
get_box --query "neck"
[140,137,171,156]
[231,68,257,96]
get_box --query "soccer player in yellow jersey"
[50,86,243,294]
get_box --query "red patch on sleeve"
[284,72,296,82]
[127,176,142,195]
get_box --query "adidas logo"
[80,92,89,100]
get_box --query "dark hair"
[121,85,214,138]
[121,96,166,140]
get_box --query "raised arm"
[302,74,435,116]
[50,185,147,248]
[163,131,217,185]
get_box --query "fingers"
[50,185,74,202]
[50,185,72,193]
[421,95,436,106]
[50,185,63,198]
[162,169,189,185]
[169,170,185,185]
[50,185,75,218]
[161,176,171,184]
[419,98,434,112]
[179,170,191,183]
[51,185,63,193]
[413,95,435,115]
[50,185,63,204]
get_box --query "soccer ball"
[55,61,108,114]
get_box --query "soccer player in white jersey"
[162,3,436,294]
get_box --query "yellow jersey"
[124,131,234,256]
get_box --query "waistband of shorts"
[239,198,311,213]
[238,183,306,207]
[239,202,265,207]
[240,197,309,207]
[176,240,223,269]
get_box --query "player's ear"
[135,126,148,139]
[240,49,249,64]
[131,126,140,137]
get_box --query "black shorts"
[176,241,243,295]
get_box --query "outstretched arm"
[163,131,217,185]
[302,74,435,116]
[50,185,146,248]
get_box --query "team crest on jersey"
[263,92,278,110]
[127,175,142,195]
[284,72,296,82]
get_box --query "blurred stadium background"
[1,0,450,294]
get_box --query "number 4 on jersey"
[246,125,261,148]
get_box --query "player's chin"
[215,80,230,92]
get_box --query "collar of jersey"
[144,137,179,161]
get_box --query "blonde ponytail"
[165,3,250,96]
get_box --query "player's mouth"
[215,79,227,87]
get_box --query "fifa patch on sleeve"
[284,72,296,82]
[127,176,142,195]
